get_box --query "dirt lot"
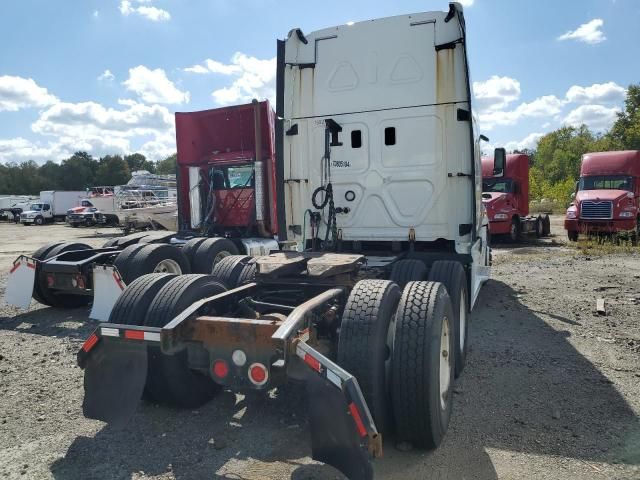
[0,218,639,480]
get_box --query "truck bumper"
[488,220,511,235]
[564,218,636,234]
[21,218,34,224]
[78,286,380,480]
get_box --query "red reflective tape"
[82,333,99,353]
[26,262,35,269]
[124,330,145,340]
[304,353,321,372]
[9,263,19,274]
[348,402,367,438]
[112,271,125,290]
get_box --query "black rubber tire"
[144,275,227,407]
[543,214,551,236]
[31,242,67,305]
[102,237,120,248]
[392,281,455,449]
[535,216,544,238]
[34,216,44,226]
[109,273,176,326]
[211,255,253,288]
[180,237,208,269]
[567,230,578,242]
[337,279,401,433]
[237,259,257,285]
[389,259,427,288]
[36,242,93,308]
[428,260,468,378]
[192,238,240,274]
[509,217,520,242]
[114,244,190,285]
[71,223,79,228]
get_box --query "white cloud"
[563,104,620,132]
[0,75,58,112]
[123,66,189,104]
[0,99,178,162]
[193,53,277,105]
[480,95,565,130]
[93,10,99,18]
[474,75,521,111]
[565,81,626,104]
[185,58,243,75]
[558,19,605,44]
[119,1,170,22]
[504,132,545,152]
[98,69,115,82]
[458,0,474,6]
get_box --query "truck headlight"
[494,213,508,220]
[566,210,577,219]
[620,211,634,218]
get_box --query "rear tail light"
[76,275,85,289]
[82,333,99,353]
[248,363,268,386]
[46,274,55,288]
[213,359,229,379]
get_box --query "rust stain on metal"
[186,316,282,349]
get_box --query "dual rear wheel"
[338,259,468,449]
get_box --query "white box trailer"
[20,190,85,225]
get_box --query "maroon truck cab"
[481,154,530,236]
[175,100,278,237]
[565,150,640,241]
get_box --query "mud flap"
[4,256,36,309]
[81,337,147,426]
[307,373,374,480]
[90,265,126,321]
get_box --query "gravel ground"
[0,219,639,480]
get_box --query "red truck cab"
[175,100,278,238]
[565,150,640,241]
[481,153,547,241]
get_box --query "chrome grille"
[580,200,613,219]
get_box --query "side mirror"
[479,134,490,142]
[493,147,506,177]
[574,180,579,193]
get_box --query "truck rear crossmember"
[78,274,381,480]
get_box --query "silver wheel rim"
[153,259,182,274]
[459,291,466,351]
[440,316,452,410]
[211,250,231,271]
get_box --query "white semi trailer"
[74,4,491,479]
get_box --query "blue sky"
[0,0,638,163]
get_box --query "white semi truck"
[71,4,491,479]
[20,190,85,225]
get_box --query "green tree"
[59,152,98,189]
[610,84,640,150]
[156,153,177,175]
[125,153,156,173]
[96,155,131,186]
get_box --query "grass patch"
[571,235,640,256]
[529,200,566,214]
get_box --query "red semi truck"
[481,149,550,242]
[565,150,640,241]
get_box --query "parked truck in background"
[20,190,85,225]
[5,100,278,320]
[565,150,640,242]
[482,150,550,242]
[76,5,490,479]
[0,196,37,222]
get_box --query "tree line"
[0,152,177,195]
[520,84,640,206]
